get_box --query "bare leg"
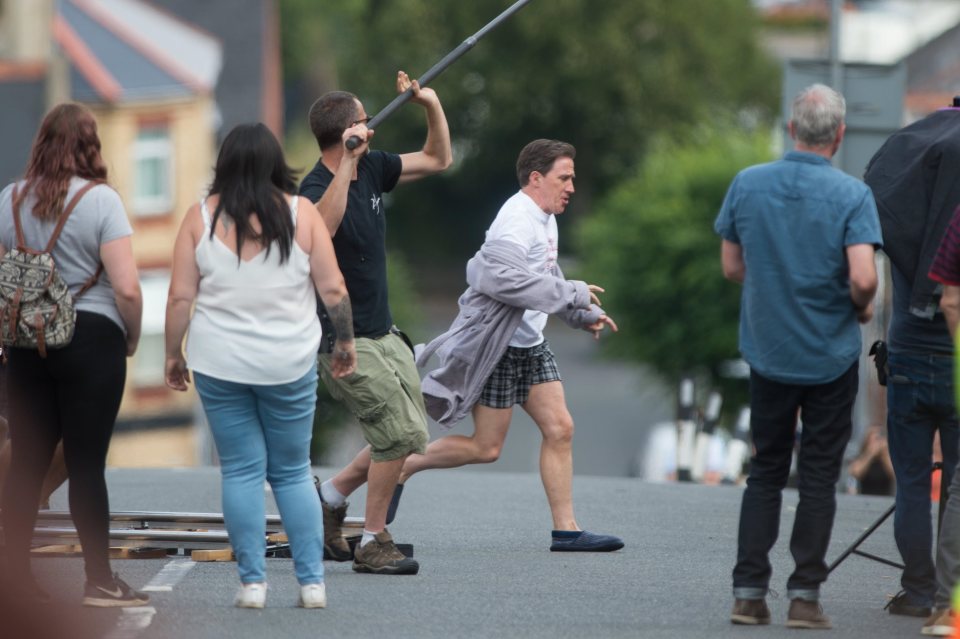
[522,381,578,531]
[328,445,373,497]
[364,456,406,532]
[399,404,513,482]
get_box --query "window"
[131,272,169,387]
[132,124,173,216]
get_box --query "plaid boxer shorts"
[478,341,562,408]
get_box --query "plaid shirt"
[929,205,960,286]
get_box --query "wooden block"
[110,547,169,560]
[31,544,82,556]
[266,533,288,543]
[191,548,235,562]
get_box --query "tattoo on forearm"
[327,296,354,343]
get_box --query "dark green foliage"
[280,0,781,263]
[575,126,774,407]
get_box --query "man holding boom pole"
[300,71,452,576]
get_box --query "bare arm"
[396,72,452,184]
[941,285,960,339]
[100,236,142,356]
[846,243,878,323]
[303,198,356,378]
[164,205,202,391]
[721,240,745,283]
[315,123,370,237]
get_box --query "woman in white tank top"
[164,123,356,610]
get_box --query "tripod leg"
[828,503,896,574]
[937,461,951,539]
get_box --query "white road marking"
[103,606,156,639]
[101,559,195,639]
[142,558,196,592]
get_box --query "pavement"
[4,466,936,639]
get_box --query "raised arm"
[315,122,371,237]
[396,71,452,184]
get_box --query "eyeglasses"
[351,116,372,127]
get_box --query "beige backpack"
[0,181,101,357]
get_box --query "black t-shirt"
[299,150,402,339]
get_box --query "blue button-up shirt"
[715,151,882,384]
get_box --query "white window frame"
[132,125,174,217]
[130,271,170,387]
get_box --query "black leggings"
[2,311,126,584]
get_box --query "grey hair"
[791,83,846,147]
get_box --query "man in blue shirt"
[715,83,882,629]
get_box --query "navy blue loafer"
[550,530,624,552]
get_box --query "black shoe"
[885,590,932,618]
[385,483,404,525]
[82,573,149,607]
[550,530,624,552]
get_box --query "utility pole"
[829,0,844,168]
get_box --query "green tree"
[576,124,774,407]
[280,0,780,263]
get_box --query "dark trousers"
[732,363,857,599]
[1,312,126,585]
[886,351,958,606]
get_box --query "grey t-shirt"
[0,177,133,333]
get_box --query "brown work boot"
[321,500,352,562]
[786,599,832,629]
[352,530,419,575]
[730,598,771,625]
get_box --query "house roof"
[56,0,221,104]
[147,0,280,139]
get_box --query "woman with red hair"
[0,103,146,606]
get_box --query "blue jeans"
[886,352,959,606]
[194,367,324,585]
[733,363,857,602]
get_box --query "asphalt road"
[7,466,933,639]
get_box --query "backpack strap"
[11,183,26,250]
[74,263,103,299]
[11,180,104,299]
[10,180,101,253]
[44,180,100,253]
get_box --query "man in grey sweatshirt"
[397,139,623,552]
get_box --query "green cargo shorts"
[318,332,429,462]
